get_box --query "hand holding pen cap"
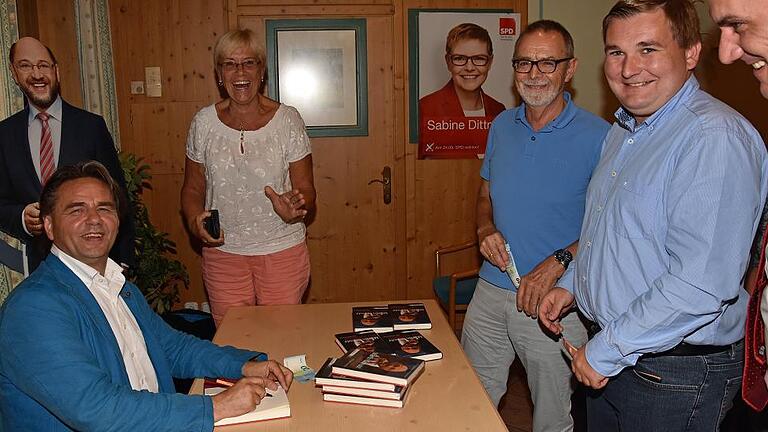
[561,337,577,361]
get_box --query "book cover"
[331,348,425,387]
[322,392,406,408]
[204,381,290,425]
[322,384,407,400]
[315,357,398,391]
[334,330,393,354]
[389,303,432,330]
[381,330,443,361]
[352,306,394,333]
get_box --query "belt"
[584,319,736,357]
[643,342,736,358]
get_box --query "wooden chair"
[432,241,480,331]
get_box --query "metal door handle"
[367,166,392,204]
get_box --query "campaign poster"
[409,10,520,159]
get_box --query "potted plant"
[119,153,189,315]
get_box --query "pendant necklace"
[239,125,245,155]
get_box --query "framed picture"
[266,19,368,137]
[408,9,520,159]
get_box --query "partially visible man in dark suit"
[0,37,133,271]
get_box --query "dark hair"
[9,39,58,65]
[445,23,494,56]
[516,20,575,57]
[602,0,701,49]
[40,161,122,220]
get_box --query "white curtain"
[75,0,120,147]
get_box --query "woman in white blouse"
[181,29,315,326]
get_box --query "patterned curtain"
[75,0,120,148]
[0,0,24,306]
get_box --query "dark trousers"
[586,340,744,432]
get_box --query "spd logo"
[499,17,517,40]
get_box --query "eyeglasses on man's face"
[14,61,54,74]
[449,54,491,67]
[512,57,573,74]
[219,58,261,73]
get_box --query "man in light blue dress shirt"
[539,1,768,430]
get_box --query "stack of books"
[352,303,432,333]
[316,349,425,408]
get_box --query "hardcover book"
[389,303,432,330]
[334,330,393,354]
[315,357,398,391]
[204,381,290,425]
[352,306,394,333]
[322,384,407,400]
[381,330,443,361]
[322,392,407,408]
[331,348,425,387]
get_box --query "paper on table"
[504,243,521,288]
[284,354,316,383]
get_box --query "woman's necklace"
[239,125,245,155]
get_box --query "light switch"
[144,66,162,97]
[130,81,145,95]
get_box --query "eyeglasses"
[449,55,490,67]
[512,57,573,74]
[14,61,54,74]
[218,58,261,72]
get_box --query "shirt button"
[531,136,536,141]
[597,205,603,212]
[586,241,592,247]
[610,170,617,177]
[627,138,634,144]
[581,276,587,282]
[131,352,136,358]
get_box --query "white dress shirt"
[51,246,159,392]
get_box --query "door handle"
[367,166,392,204]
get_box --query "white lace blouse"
[185,104,311,255]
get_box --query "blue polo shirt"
[479,92,609,291]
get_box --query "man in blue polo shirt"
[461,20,609,432]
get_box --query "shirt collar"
[51,245,125,295]
[27,95,63,125]
[614,75,699,132]
[514,91,577,131]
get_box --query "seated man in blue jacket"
[0,160,293,431]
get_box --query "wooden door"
[237,4,406,303]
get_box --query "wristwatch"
[553,249,573,270]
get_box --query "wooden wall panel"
[110,0,228,305]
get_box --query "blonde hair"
[213,29,266,66]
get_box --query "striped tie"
[37,112,55,186]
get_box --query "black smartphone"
[203,209,220,239]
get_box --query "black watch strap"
[554,248,573,270]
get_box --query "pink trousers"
[202,242,310,326]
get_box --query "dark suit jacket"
[0,100,135,270]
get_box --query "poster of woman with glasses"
[413,11,520,159]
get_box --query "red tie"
[37,112,55,186]
[744,228,768,411]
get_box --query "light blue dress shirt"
[559,76,768,377]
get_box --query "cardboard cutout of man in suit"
[0,37,134,271]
